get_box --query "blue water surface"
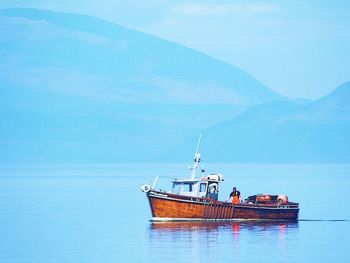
[0,163,349,263]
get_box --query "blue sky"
[1,0,349,99]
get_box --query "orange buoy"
[277,195,288,205]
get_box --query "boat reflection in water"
[148,221,299,261]
[150,221,298,234]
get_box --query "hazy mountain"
[0,7,282,105]
[0,8,285,163]
[170,82,350,163]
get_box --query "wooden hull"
[147,190,299,222]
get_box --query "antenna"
[191,134,202,179]
[194,134,202,158]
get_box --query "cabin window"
[199,183,207,192]
[172,183,181,194]
[183,183,194,192]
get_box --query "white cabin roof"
[173,173,224,183]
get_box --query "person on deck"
[208,184,219,200]
[230,187,241,204]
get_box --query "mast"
[191,134,202,179]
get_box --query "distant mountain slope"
[305,81,350,122]
[0,8,285,163]
[170,82,350,162]
[0,7,283,105]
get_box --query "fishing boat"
[141,136,299,222]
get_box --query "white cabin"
[172,173,223,200]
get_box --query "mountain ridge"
[168,82,350,163]
[0,7,284,105]
[0,7,287,163]
[2,8,346,163]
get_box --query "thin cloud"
[172,3,279,16]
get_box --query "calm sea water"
[0,163,349,263]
